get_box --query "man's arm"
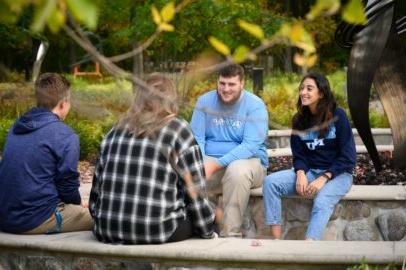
[55,133,81,204]
[218,105,268,167]
[190,99,206,156]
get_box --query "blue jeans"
[263,169,352,240]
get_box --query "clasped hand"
[296,171,327,198]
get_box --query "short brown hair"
[35,73,70,110]
[218,64,244,81]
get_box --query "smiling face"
[217,75,244,105]
[299,78,323,113]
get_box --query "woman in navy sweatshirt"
[263,72,356,240]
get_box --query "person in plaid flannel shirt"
[89,73,216,244]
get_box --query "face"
[59,94,71,120]
[299,78,323,112]
[217,75,244,105]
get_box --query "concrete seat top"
[250,185,406,200]
[0,231,405,265]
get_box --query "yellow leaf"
[237,19,264,40]
[161,1,175,22]
[232,45,250,63]
[306,0,340,20]
[295,30,316,53]
[294,53,318,68]
[208,36,230,56]
[306,54,318,67]
[290,23,304,43]
[294,53,306,66]
[278,24,291,37]
[31,0,57,32]
[151,6,161,25]
[46,8,65,33]
[159,23,174,32]
[342,0,367,25]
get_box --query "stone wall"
[268,128,393,149]
[214,196,406,241]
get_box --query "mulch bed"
[269,152,406,185]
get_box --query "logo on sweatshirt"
[212,117,242,128]
[306,138,325,150]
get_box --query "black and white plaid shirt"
[89,117,215,244]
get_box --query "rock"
[73,257,101,270]
[251,198,268,239]
[376,211,406,241]
[344,219,379,241]
[341,201,371,220]
[323,224,338,240]
[330,203,343,221]
[284,198,312,222]
[285,226,307,240]
[25,256,64,270]
[374,202,405,209]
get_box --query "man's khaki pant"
[24,203,92,234]
[205,157,266,237]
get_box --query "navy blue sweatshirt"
[291,107,356,178]
[0,108,81,233]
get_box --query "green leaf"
[232,45,250,63]
[342,0,367,25]
[306,0,340,20]
[66,0,99,29]
[161,2,175,22]
[151,5,161,25]
[46,8,65,33]
[31,0,57,32]
[208,36,230,56]
[237,19,264,40]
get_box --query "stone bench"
[234,185,406,241]
[0,231,405,269]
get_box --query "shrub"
[65,117,115,160]
[0,118,14,153]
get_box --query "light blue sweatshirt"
[190,90,269,167]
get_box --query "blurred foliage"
[0,71,392,160]
[0,0,373,76]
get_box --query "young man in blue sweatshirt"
[0,73,92,234]
[190,64,269,237]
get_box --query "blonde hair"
[118,73,178,137]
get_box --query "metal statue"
[335,0,406,171]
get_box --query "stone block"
[251,198,268,239]
[344,219,379,241]
[284,198,312,222]
[323,224,338,240]
[285,226,307,240]
[376,211,406,241]
[330,204,343,221]
[341,201,371,220]
[374,201,405,209]
[73,257,101,270]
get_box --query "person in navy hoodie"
[263,72,356,240]
[0,73,92,234]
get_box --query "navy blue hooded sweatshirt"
[291,107,356,178]
[0,108,81,233]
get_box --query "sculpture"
[335,0,406,171]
